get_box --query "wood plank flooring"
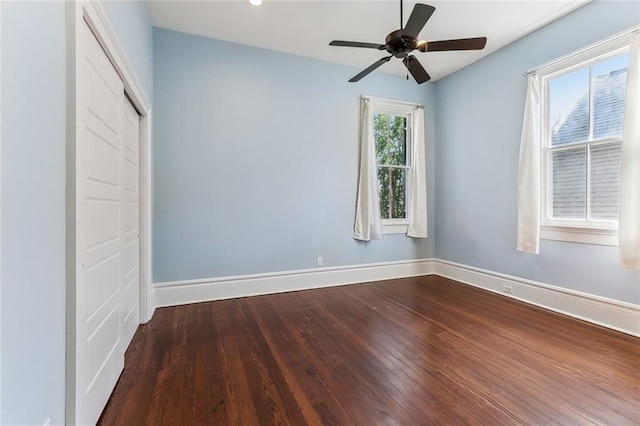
[98,276,640,425]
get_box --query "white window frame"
[369,98,416,235]
[538,35,631,247]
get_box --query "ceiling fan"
[329,1,487,84]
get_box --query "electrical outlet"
[503,285,513,294]
[316,257,323,266]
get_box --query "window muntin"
[543,50,628,230]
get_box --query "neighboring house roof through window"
[552,68,627,145]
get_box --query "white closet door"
[75,20,140,425]
[121,98,140,351]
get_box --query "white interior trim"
[139,110,155,322]
[154,258,640,338]
[540,225,618,246]
[85,1,150,111]
[65,3,79,421]
[154,259,436,307]
[361,95,423,109]
[66,1,153,424]
[526,24,640,76]
[434,259,639,338]
[382,222,409,234]
[0,0,3,420]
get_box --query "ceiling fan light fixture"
[248,0,262,6]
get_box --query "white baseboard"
[144,287,156,324]
[154,258,436,308]
[153,258,639,338]
[434,259,640,338]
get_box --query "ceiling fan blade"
[403,4,436,39]
[349,56,393,82]
[424,37,487,52]
[330,40,386,50]
[403,55,431,84]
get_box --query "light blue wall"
[102,0,154,101]
[1,2,67,424]
[153,28,436,283]
[434,1,640,304]
[0,1,155,423]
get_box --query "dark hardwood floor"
[98,276,640,425]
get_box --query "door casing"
[65,1,153,424]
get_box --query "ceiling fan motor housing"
[385,29,418,58]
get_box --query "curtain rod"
[523,25,639,77]
[360,95,423,109]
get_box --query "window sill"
[383,222,408,235]
[540,225,618,247]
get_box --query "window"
[539,39,630,246]
[353,96,427,241]
[371,101,415,233]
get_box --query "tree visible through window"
[374,112,409,220]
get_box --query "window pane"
[589,142,622,221]
[552,147,586,219]
[374,112,406,166]
[388,115,407,166]
[592,53,628,140]
[390,168,406,219]
[378,167,390,219]
[549,68,589,146]
[374,112,389,164]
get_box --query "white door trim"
[0,0,3,421]
[66,1,153,424]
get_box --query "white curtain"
[354,99,384,241]
[619,31,640,269]
[407,107,428,238]
[516,73,542,254]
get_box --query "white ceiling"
[147,0,590,82]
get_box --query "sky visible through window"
[549,52,629,140]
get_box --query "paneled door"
[121,98,140,352]
[74,20,140,425]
